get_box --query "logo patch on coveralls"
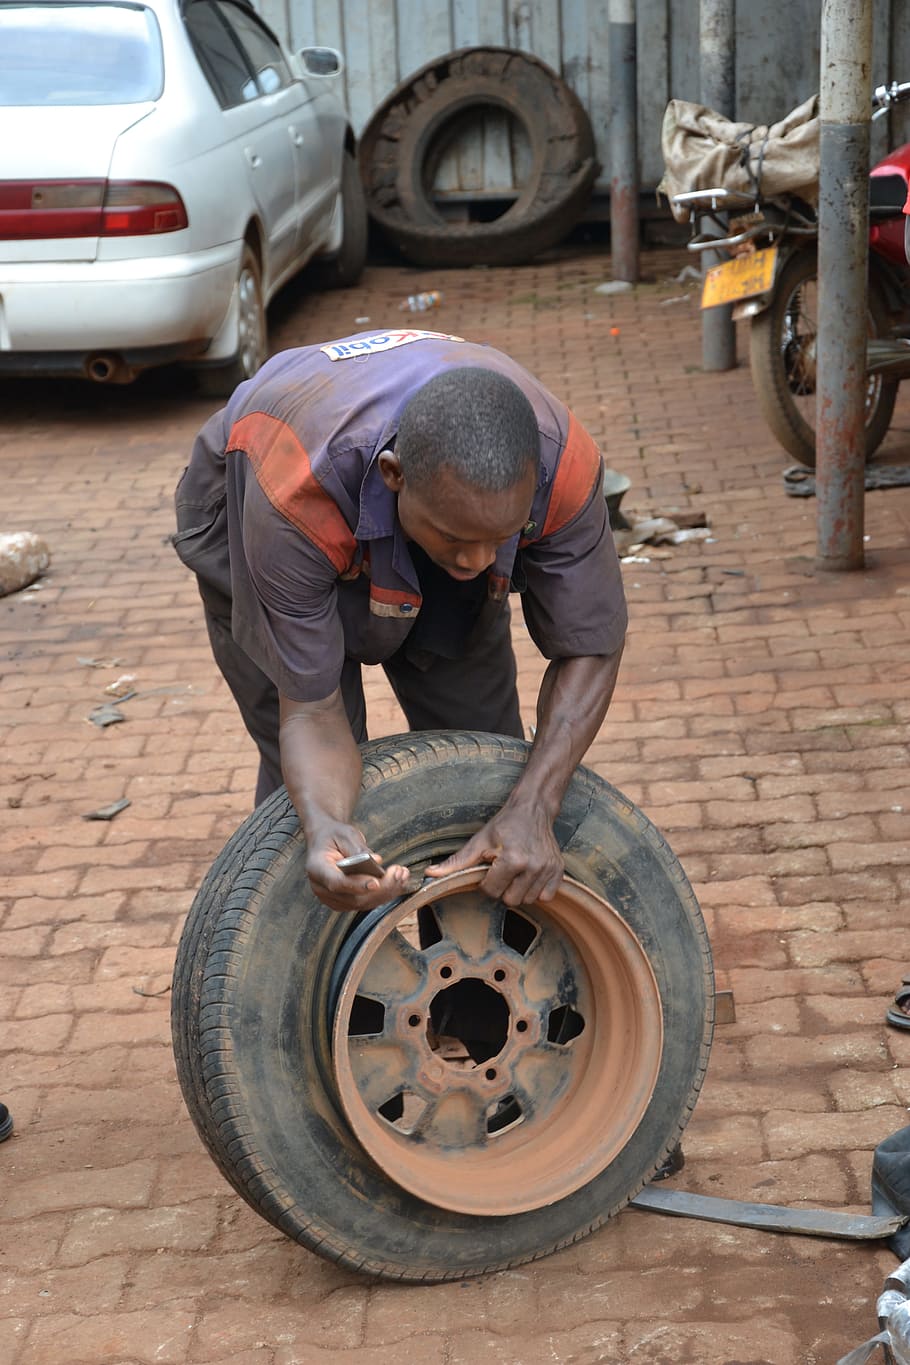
[320,330,464,361]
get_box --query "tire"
[194,244,267,400]
[319,150,369,289]
[171,731,713,1282]
[359,48,599,268]
[749,247,897,468]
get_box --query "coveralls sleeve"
[519,424,628,660]
[234,478,347,704]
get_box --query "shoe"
[0,1104,12,1143]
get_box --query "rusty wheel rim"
[331,868,664,1215]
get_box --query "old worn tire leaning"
[749,247,897,468]
[171,732,713,1282]
[359,48,599,267]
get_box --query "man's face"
[380,455,536,581]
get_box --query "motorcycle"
[665,81,910,468]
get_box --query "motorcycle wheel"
[749,247,897,468]
[171,731,714,1282]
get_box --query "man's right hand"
[305,820,410,912]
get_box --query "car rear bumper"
[0,244,239,370]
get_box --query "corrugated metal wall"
[258,0,910,200]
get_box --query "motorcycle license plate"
[701,247,778,309]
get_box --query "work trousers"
[197,579,525,807]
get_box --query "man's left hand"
[425,803,564,906]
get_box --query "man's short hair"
[396,367,539,493]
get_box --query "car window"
[215,2,293,97]
[184,1,259,109]
[0,3,163,106]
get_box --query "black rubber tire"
[749,247,897,468]
[171,731,714,1282]
[320,149,369,289]
[359,47,599,268]
[194,244,267,399]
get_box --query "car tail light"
[0,180,188,238]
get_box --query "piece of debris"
[594,280,633,295]
[82,797,131,821]
[715,989,736,1024]
[104,673,137,697]
[355,316,371,324]
[613,511,714,558]
[87,703,126,728]
[784,462,910,497]
[0,531,51,598]
[78,656,125,668]
[659,294,691,306]
[674,264,702,284]
[132,981,171,998]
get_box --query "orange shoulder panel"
[541,412,603,539]
[227,412,356,575]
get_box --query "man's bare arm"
[426,645,623,904]
[279,690,409,911]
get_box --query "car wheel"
[320,150,369,289]
[194,245,267,399]
[171,730,714,1282]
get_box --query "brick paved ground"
[2,244,910,1364]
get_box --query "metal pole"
[609,0,639,283]
[700,0,737,371]
[816,0,872,571]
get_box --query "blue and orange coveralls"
[174,329,628,804]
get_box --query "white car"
[0,0,367,391]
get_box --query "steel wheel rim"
[782,276,882,428]
[237,264,264,378]
[331,868,664,1216]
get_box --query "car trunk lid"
[0,105,156,262]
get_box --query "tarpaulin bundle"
[657,95,821,221]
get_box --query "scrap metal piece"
[631,1186,908,1239]
[82,798,131,822]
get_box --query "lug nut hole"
[485,1068,497,1081]
[440,965,453,979]
[493,969,506,982]
[408,1014,421,1027]
[516,1020,528,1033]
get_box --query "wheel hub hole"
[377,1089,426,1134]
[430,977,510,1066]
[546,1003,585,1045]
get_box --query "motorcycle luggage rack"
[671,187,817,255]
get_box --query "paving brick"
[0,1013,73,1054]
[762,1106,906,1160]
[191,1291,368,1356]
[5,1159,156,1220]
[448,1324,626,1365]
[0,1254,130,1319]
[746,1031,890,1073]
[25,1305,195,1364]
[59,1201,217,1265]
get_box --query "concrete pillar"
[609,0,639,283]
[700,0,737,371]
[816,0,873,571]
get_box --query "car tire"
[171,730,714,1283]
[320,150,369,289]
[358,47,599,268]
[194,244,267,400]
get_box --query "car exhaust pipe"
[86,354,123,383]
